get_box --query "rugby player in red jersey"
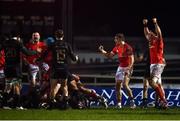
[99,33,136,109]
[23,32,47,108]
[143,18,167,109]
[24,32,47,87]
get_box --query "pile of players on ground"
[0,73,108,110]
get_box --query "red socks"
[155,86,166,103]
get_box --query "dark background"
[74,0,180,37]
[0,0,180,37]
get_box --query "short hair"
[55,29,64,38]
[115,33,125,41]
[32,32,40,37]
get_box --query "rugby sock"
[63,96,69,109]
[2,92,9,106]
[13,94,21,107]
[72,90,80,98]
[158,84,165,97]
[155,86,166,102]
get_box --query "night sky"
[73,0,180,37]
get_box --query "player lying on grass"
[68,73,108,109]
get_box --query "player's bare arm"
[143,19,150,40]
[98,45,114,58]
[152,18,163,39]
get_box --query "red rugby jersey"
[25,41,47,64]
[149,36,165,64]
[112,43,133,67]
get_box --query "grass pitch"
[0,107,180,120]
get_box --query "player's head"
[32,32,40,42]
[55,29,64,40]
[114,33,125,45]
[45,37,55,46]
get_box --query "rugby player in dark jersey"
[44,29,78,109]
[0,36,41,109]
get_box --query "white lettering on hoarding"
[167,91,180,100]
[101,89,115,99]
[122,90,128,99]
[108,100,115,105]
[150,91,156,100]
[97,88,180,107]
[134,90,143,99]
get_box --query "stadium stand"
[69,59,180,85]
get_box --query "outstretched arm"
[20,42,41,56]
[98,45,114,58]
[152,18,163,39]
[143,19,150,40]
